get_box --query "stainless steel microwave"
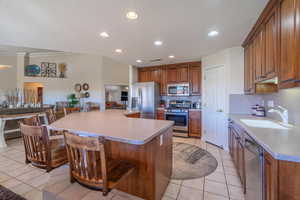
[167,83,189,96]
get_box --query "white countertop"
[48,110,174,145]
[229,114,300,162]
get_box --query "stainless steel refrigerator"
[131,82,160,119]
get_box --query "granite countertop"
[48,110,174,145]
[229,114,300,162]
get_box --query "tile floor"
[0,137,245,200]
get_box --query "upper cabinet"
[279,0,300,88]
[244,43,255,94]
[137,61,201,96]
[253,29,265,83]
[189,62,202,95]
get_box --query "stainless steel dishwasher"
[244,132,264,200]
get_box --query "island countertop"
[229,114,300,162]
[48,110,174,145]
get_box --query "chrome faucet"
[268,105,289,124]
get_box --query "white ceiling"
[0,0,268,66]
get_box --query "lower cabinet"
[125,112,140,118]
[264,152,278,200]
[188,110,201,138]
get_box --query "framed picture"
[41,62,49,77]
[48,63,57,77]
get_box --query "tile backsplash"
[229,87,300,126]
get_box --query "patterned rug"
[0,185,26,200]
[172,142,218,180]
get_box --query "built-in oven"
[165,109,189,137]
[167,83,189,96]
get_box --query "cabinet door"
[264,152,278,200]
[265,8,278,79]
[244,43,255,94]
[138,70,150,82]
[280,0,299,87]
[151,67,161,83]
[156,109,165,120]
[228,127,234,157]
[254,29,265,82]
[189,62,201,95]
[177,64,189,82]
[188,110,201,138]
[160,66,167,95]
[166,66,178,83]
[237,141,245,189]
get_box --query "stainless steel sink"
[240,119,292,130]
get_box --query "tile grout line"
[220,149,231,200]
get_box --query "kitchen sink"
[240,119,291,130]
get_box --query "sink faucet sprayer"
[268,105,289,124]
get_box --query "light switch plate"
[160,135,163,146]
[268,100,274,107]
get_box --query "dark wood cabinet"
[264,151,278,200]
[253,29,265,82]
[188,110,201,138]
[279,0,300,88]
[156,109,165,120]
[137,62,201,96]
[244,43,255,94]
[166,66,178,83]
[189,62,201,95]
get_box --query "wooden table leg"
[0,119,7,148]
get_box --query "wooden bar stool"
[63,131,136,196]
[63,107,81,117]
[19,123,68,172]
[22,115,41,126]
[45,108,57,124]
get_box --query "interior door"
[203,65,226,147]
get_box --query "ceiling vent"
[149,58,162,63]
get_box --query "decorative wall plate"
[82,83,89,91]
[74,84,82,92]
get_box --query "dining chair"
[22,115,41,126]
[19,123,68,172]
[63,107,81,117]
[63,131,136,196]
[86,102,100,111]
[46,108,57,124]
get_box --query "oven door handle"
[165,112,188,116]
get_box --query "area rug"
[0,185,26,200]
[172,142,218,180]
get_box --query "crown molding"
[29,52,72,57]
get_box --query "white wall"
[202,46,244,150]
[102,56,129,85]
[0,55,17,102]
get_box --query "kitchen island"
[48,110,174,200]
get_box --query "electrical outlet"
[160,135,163,146]
[267,100,274,107]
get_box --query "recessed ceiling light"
[115,49,123,53]
[169,55,175,58]
[136,59,142,63]
[100,32,109,38]
[154,40,163,46]
[126,11,138,20]
[208,30,219,37]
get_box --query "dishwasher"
[244,132,264,200]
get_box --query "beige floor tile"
[11,183,34,195]
[225,174,242,187]
[24,188,43,200]
[204,192,229,200]
[178,186,203,200]
[228,185,245,200]
[162,195,176,200]
[16,169,44,182]
[204,180,228,197]
[26,173,50,187]
[205,171,226,183]
[164,183,180,199]
[81,190,114,200]
[43,179,72,195]
[170,179,182,185]
[0,171,12,182]
[224,167,238,177]
[6,165,36,177]
[222,161,235,168]
[57,182,91,200]
[113,190,143,200]
[182,178,204,190]
[1,178,22,189]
